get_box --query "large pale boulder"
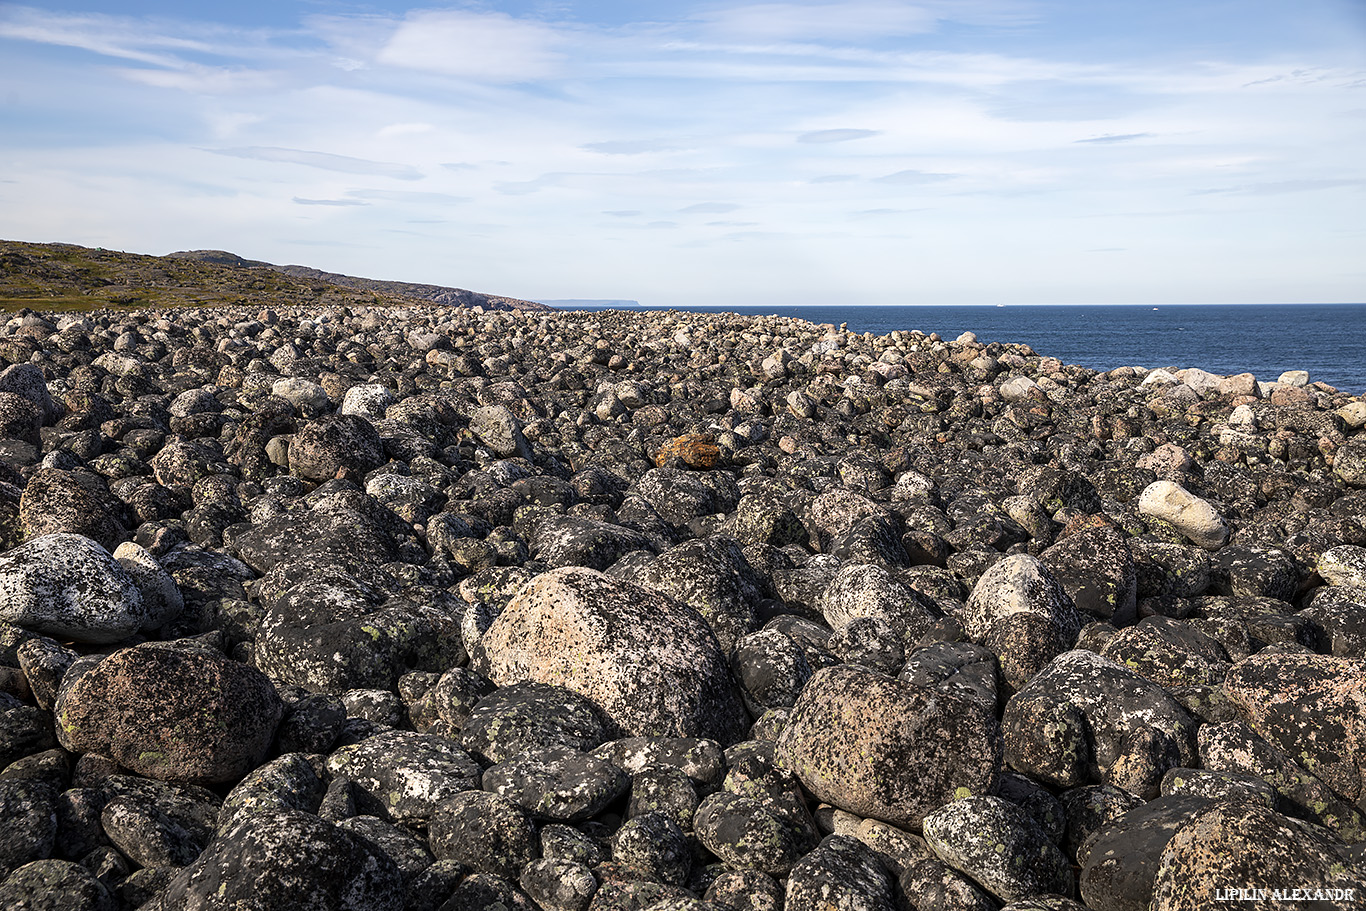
[475,567,749,745]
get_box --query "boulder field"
[1,302,1365,910]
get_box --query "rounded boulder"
[56,643,283,785]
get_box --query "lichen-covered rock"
[218,753,327,830]
[1222,651,1366,808]
[429,790,537,879]
[0,391,41,444]
[819,562,935,642]
[1335,436,1366,487]
[482,745,630,822]
[145,809,403,911]
[630,467,740,533]
[611,811,691,885]
[324,730,480,823]
[730,628,814,715]
[1158,767,1277,807]
[704,870,784,911]
[898,641,1001,716]
[635,536,763,653]
[17,468,127,550]
[0,779,56,879]
[340,383,398,421]
[1197,720,1366,844]
[111,540,183,632]
[784,835,898,911]
[0,534,149,644]
[962,554,1081,690]
[776,664,1001,829]
[459,682,611,765]
[1136,481,1228,550]
[288,414,385,482]
[626,763,699,831]
[1096,616,1230,688]
[55,643,282,785]
[0,363,60,425]
[469,404,533,460]
[0,859,113,911]
[922,796,1073,904]
[532,515,653,571]
[100,794,203,868]
[519,858,599,911]
[1209,544,1298,601]
[476,567,749,745]
[254,569,461,693]
[591,736,728,794]
[1149,802,1366,911]
[1039,526,1137,626]
[694,791,807,876]
[1318,545,1366,588]
[1002,649,1197,798]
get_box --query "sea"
[566,303,1366,395]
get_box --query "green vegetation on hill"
[0,240,549,313]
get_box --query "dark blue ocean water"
[571,303,1366,394]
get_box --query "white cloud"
[376,10,566,81]
[691,2,947,42]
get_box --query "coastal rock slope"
[1,302,1365,910]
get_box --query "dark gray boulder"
[145,809,403,911]
[0,859,113,911]
[429,790,537,879]
[459,682,611,765]
[1040,526,1137,626]
[635,536,763,653]
[1002,649,1198,799]
[922,796,1073,904]
[0,779,56,879]
[784,835,898,911]
[482,745,629,822]
[324,730,480,824]
[1079,794,1212,911]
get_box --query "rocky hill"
[0,240,549,313]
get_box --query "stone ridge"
[0,300,1364,909]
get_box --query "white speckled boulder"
[475,566,749,745]
[962,554,1081,690]
[0,533,148,644]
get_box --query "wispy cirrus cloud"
[1076,132,1153,144]
[205,147,423,180]
[798,128,879,143]
[293,197,368,206]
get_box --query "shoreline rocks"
[1,301,1365,909]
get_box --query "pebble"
[0,301,1364,908]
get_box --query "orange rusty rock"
[654,433,720,469]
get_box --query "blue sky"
[1,1,1363,306]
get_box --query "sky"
[1,1,1364,307]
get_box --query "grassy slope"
[0,240,547,313]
